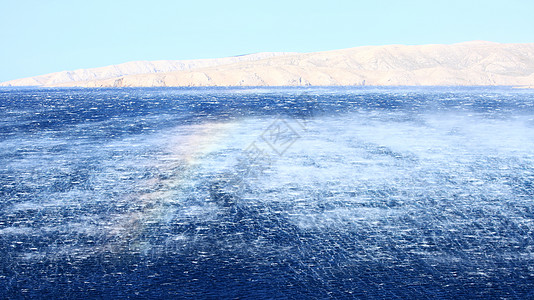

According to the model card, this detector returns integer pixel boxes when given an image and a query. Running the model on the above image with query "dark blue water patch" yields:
[1,87,534,142]
[1,227,531,299]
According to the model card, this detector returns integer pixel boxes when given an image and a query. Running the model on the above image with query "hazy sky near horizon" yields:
[1,0,533,82]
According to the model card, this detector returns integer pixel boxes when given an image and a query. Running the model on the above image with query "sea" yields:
[0,86,533,299]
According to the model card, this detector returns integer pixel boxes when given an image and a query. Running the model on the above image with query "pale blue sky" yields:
[1,0,533,82]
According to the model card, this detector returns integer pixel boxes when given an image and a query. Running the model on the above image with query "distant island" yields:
[2,41,534,87]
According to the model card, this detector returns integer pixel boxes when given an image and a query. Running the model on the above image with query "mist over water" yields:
[1,87,533,298]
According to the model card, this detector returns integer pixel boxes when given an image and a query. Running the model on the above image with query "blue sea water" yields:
[0,86,533,299]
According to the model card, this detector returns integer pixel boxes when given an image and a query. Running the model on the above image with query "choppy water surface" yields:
[1,86,533,299]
